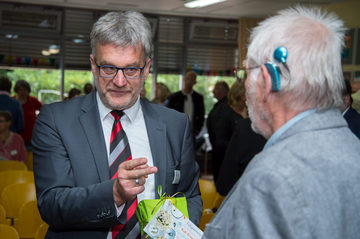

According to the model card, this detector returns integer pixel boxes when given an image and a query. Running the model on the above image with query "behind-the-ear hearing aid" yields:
[264,62,281,92]
[265,46,288,92]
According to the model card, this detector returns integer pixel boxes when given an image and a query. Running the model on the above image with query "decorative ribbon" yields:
[151,185,184,215]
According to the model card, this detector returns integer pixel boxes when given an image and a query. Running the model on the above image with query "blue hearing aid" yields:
[264,62,281,92]
[265,46,288,92]
[274,46,289,72]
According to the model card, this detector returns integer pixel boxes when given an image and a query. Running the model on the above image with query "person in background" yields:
[13,79,42,147]
[152,82,171,105]
[207,81,241,183]
[341,79,360,138]
[167,71,205,137]
[84,82,94,94]
[64,87,82,101]
[202,6,360,238]
[32,10,202,239]
[0,111,26,162]
[0,77,24,133]
[215,81,266,196]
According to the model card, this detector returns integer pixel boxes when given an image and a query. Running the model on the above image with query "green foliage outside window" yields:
[1,68,237,114]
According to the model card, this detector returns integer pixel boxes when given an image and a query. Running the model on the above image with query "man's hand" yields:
[113,157,158,206]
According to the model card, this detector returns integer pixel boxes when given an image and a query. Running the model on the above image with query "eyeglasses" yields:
[94,60,147,80]
[235,47,290,84]
[234,66,261,83]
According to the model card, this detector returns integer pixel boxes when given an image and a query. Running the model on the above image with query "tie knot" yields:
[111,110,124,121]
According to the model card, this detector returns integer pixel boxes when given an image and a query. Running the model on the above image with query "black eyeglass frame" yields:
[94,60,147,80]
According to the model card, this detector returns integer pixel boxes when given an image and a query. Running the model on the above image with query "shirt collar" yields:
[342,106,350,116]
[96,92,141,123]
[264,109,317,149]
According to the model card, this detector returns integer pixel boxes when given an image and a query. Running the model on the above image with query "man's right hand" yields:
[112,157,158,206]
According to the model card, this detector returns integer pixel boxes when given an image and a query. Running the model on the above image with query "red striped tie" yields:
[110,110,139,239]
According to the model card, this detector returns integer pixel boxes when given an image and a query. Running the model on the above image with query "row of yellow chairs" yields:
[0,223,48,239]
[0,150,34,172]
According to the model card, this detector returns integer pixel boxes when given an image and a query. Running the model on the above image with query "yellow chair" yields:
[35,223,49,239]
[0,182,36,221]
[198,179,217,210]
[0,170,34,196]
[14,200,45,238]
[0,224,20,239]
[25,151,34,171]
[199,209,215,231]
[212,193,225,212]
[0,160,27,172]
[0,203,11,225]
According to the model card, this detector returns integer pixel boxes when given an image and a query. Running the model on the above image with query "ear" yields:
[89,54,96,75]
[143,58,151,78]
[260,64,273,101]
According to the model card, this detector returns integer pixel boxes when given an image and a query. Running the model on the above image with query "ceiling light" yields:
[184,0,226,8]
[41,50,51,56]
[73,38,85,44]
[49,45,60,54]
[5,34,18,39]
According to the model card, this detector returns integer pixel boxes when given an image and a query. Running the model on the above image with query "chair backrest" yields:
[199,209,215,231]
[35,223,49,239]
[0,182,36,219]
[0,224,20,239]
[25,151,34,171]
[198,179,217,210]
[0,160,27,172]
[14,200,44,238]
[0,170,34,196]
[212,193,226,212]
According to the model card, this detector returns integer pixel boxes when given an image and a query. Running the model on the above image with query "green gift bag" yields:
[135,186,189,236]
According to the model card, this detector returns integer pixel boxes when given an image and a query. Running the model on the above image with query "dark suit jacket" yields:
[344,106,360,139]
[207,97,242,182]
[32,91,202,238]
[215,118,266,196]
[0,94,24,133]
[166,90,205,136]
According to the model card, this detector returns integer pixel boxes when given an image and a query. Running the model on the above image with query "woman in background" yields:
[215,81,266,196]
[152,82,171,105]
[13,79,42,147]
[0,111,26,162]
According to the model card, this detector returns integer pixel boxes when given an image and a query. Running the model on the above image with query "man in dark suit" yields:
[32,11,202,239]
[342,79,360,139]
[166,71,205,136]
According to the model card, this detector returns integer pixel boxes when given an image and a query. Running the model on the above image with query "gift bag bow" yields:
[135,185,189,236]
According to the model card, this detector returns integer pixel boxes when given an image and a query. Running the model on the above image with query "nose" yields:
[112,70,127,87]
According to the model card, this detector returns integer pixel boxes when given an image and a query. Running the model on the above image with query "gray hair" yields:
[90,11,152,60]
[247,6,346,110]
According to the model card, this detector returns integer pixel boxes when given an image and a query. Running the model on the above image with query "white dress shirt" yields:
[183,91,194,126]
[96,93,155,238]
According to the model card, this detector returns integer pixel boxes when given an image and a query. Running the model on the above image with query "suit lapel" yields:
[141,100,167,198]
[79,91,109,182]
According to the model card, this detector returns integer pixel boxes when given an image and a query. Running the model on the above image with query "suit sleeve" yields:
[32,104,119,230]
[203,168,308,239]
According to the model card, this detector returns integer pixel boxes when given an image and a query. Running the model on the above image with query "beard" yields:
[93,75,145,110]
[246,83,271,139]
